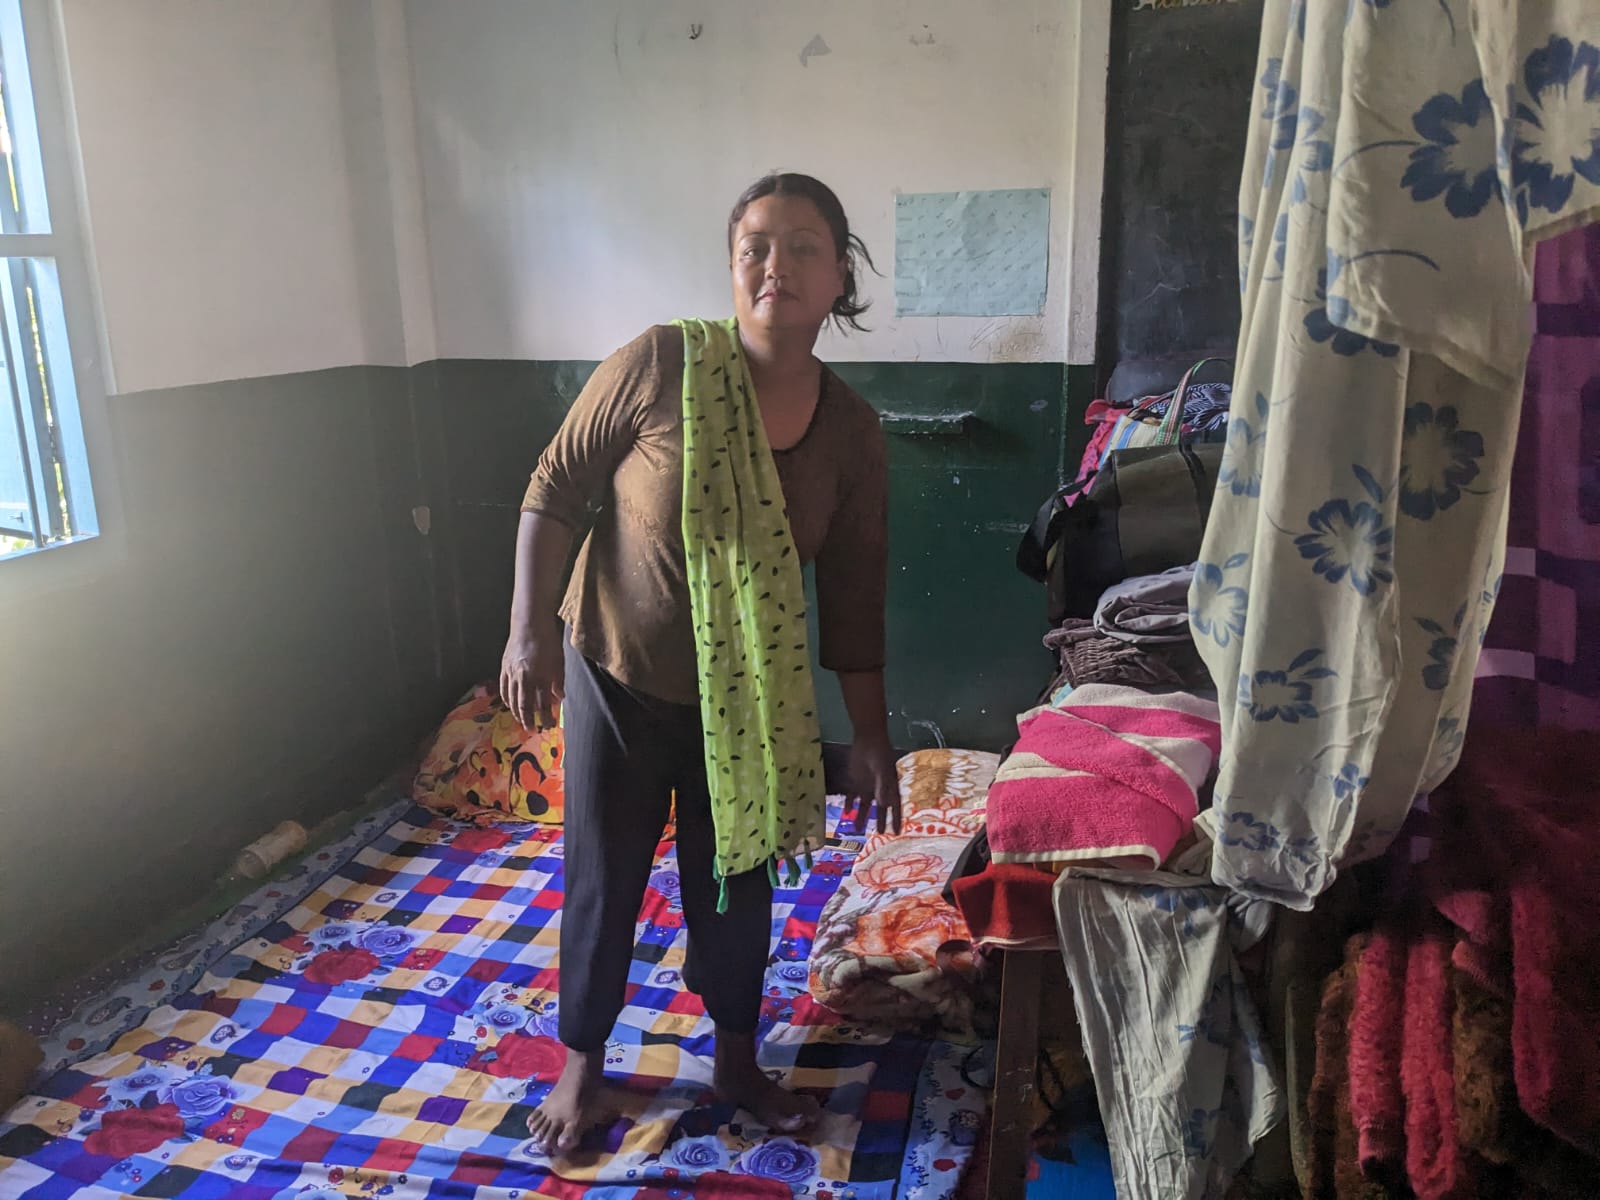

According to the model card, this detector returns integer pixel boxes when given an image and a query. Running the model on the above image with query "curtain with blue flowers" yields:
[1190,0,1600,909]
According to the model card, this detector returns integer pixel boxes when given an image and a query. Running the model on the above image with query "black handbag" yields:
[1018,439,1224,624]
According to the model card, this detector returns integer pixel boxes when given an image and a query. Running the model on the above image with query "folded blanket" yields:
[862,748,995,846]
[808,835,987,1037]
[1330,730,1600,1199]
[1093,564,1198,644]
[1400,912,1475,1200]
[987,684,1221,870]
[1452,965,1600,1198]
[1334,918,1598,1200]
[1345,911,1480,1200]
[1307,934,1388,1200]
[1349,921,1407,1181]
[808,749,998,1037]
[1453,966,1515,1167]
[1427,727,1600,1157]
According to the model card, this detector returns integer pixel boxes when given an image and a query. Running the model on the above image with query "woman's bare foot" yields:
[526,1047,605,1154]
[713,1030,820,1133]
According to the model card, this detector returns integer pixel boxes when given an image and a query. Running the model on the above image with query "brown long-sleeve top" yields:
[521,324,888,707]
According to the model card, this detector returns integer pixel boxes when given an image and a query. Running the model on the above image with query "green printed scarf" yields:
[675,317,826,910]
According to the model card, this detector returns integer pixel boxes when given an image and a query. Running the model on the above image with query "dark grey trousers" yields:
[556,638,773,1051]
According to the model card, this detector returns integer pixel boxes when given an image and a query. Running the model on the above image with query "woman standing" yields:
[500,173,897,1154]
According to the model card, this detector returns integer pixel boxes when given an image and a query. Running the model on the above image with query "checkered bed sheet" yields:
[0,799,985,1198]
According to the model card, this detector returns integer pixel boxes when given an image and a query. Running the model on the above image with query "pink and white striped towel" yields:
[987,684,1221,869]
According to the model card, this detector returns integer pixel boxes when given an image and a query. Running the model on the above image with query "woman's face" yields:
[730,194,846,336]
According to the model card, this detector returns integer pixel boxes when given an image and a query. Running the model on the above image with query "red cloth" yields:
[1350,913,1479,1200]
[1427,727,1600,1157]
[1350,921,1407,1178]
[1400,914,1475,1200]
[1070,398,1121,498]
[951,864,1058,950]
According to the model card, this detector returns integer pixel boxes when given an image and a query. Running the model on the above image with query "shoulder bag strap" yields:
[1156,356,1232,441]
[1017,474,1096,581]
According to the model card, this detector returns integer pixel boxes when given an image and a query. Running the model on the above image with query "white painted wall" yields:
[55,0,1094,387]
[58,0,420,394]
[406,0,1082,364]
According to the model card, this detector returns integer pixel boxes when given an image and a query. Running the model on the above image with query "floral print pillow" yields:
[413,684,564,825]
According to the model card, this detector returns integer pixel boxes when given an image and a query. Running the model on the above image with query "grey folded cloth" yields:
[1094,564,1198,644]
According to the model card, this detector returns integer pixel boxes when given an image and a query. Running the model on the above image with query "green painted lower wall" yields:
[827,360,1063,749]
[429,356,1099,751]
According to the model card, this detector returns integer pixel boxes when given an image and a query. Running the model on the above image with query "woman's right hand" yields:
[500,623,565,730]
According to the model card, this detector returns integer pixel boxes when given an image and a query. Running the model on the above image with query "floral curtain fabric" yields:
[1190,0,1600,907]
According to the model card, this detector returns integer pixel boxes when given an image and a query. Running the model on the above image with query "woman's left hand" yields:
[847,733,901,835]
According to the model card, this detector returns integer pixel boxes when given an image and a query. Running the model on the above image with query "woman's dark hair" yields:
[727,172,877,333]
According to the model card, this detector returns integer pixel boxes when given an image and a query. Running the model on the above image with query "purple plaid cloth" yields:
[1473,222,1600,729]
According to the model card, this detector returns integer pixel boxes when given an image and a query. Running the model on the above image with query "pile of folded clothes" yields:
[1042,565,1213,701]
[1306,726,1600,1199]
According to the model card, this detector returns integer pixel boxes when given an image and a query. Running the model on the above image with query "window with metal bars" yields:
[0,0,96,560]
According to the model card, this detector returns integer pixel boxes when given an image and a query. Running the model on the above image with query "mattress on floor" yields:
[0,798,986,1199]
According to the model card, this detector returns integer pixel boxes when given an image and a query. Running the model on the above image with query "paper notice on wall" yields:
[894,188,1050,318]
